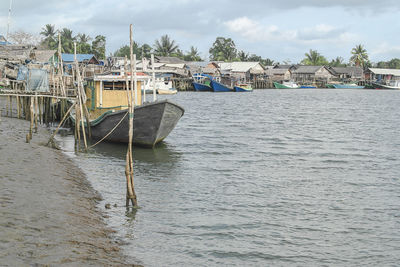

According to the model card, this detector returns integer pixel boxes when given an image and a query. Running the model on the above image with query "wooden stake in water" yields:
[125,24,138,208]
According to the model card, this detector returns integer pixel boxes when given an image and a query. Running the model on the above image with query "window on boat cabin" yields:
[103,81,126,90]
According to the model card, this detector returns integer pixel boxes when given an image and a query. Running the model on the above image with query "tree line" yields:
[13,24,400,69]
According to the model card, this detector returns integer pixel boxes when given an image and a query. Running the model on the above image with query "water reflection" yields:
[90,141,182,164]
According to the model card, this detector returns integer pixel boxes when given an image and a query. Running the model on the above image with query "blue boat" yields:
[192,73,212,92]
[210,80,233,92]
[193,82,212,92]
[234,84,253,92]
[299,85,316,89]
[332,83,364,89]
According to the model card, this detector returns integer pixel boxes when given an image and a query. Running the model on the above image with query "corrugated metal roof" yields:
[218,62,264,72]
[292,65,323,74]
[368,68,400,76]
[331,67,363,77]
[61,53,95,62]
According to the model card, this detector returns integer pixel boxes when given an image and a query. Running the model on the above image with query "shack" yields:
[291,66,334,83]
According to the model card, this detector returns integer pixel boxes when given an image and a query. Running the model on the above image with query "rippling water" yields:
[58,89,400,266]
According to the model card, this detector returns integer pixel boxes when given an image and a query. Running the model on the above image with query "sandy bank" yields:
[0,115,140,266]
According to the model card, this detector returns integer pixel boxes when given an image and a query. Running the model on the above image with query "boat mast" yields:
[6,0,13,42]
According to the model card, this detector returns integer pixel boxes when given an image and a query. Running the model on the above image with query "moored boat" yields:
[210,80,233,92]
[157,88,177,95]
[234,83,253,92]
[273,81,299,89]
[192,73,212,91]
[331,83,364,89]
[193,82,212,91]
[371,80,400,90]
[71,72,184,147]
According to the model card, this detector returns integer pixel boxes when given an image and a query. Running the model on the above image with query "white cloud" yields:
[370,42,400,60]
[224,16,356,45]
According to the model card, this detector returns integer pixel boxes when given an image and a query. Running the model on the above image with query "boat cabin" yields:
[85,72,151,118]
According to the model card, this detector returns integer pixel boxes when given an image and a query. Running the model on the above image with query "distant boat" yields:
[371,80,400,90]
[157,88,177,95]
[273,81,299,89]
[299,85,317,89]
[331,83,364,89]
[192,73,212,92]
[234,83,253,92]
[193,82,212,91]
[210,80,233,92]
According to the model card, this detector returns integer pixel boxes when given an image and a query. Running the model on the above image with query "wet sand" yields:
[0,115,140,266]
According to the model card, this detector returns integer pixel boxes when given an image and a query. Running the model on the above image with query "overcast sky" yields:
[1,0,400,63]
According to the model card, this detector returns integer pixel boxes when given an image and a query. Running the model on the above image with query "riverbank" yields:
[0,116,140,266]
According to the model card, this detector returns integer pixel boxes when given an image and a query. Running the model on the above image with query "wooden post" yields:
[125,24,138,208]
[34,95,38,133]
[26,96,34,143]
[151,54,156,101]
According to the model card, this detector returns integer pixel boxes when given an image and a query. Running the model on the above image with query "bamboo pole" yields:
[47,103,75,147]
[125,24,138,208]
[16,95,20,119]
[26,96,34,143]
[74,42,88,151]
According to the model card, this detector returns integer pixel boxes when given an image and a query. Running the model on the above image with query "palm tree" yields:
[40,24,56,39]
[60,28,75,53]
[301,49,328,65]
[184,46,201,61]
[154,35,179,56]
[238,50,249,61]
[40,24,56,49]
[350,44,369,69]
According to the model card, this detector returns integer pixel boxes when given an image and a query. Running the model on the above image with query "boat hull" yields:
[75,100,184,147]
[332,84,364,89]
[210,80,233,92]
[273,82,298,89]
[234,86,253,92]
[193,82,212,92]
[371,82,400,90]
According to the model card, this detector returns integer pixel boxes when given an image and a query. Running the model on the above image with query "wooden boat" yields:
[157,88,177,95]
[273,81,299,89]
[210,80,233,92]
[234,83,253,92]
[371,81,400,90]
[71,73,184,147]
[332,83,364,89]
[193,82,212,91]
[192,73,212,91]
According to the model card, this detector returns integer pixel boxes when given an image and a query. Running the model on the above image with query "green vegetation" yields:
[154,34,179,56]
[36,24,399,69]
[301,49,328,65]
[350,44,369,69]
[39,24,106,60]
[209,37,237,61]
[376,58,400,69]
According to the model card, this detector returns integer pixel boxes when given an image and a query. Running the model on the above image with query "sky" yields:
[1,0,400,63]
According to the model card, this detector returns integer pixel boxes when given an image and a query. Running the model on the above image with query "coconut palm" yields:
[301,49,328,65]
[40,24,57,49]
[350,44,369,68]
[154,35,179,56]
[60,28,75,53]
[238,50,249,61]
[184,46,202,61]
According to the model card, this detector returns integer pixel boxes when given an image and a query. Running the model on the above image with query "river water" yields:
[57,89,400,266]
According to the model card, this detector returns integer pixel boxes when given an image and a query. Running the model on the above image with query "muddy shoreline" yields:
[0,115,141,266]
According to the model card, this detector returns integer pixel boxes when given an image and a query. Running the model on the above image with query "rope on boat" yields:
[87,111,129,149]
